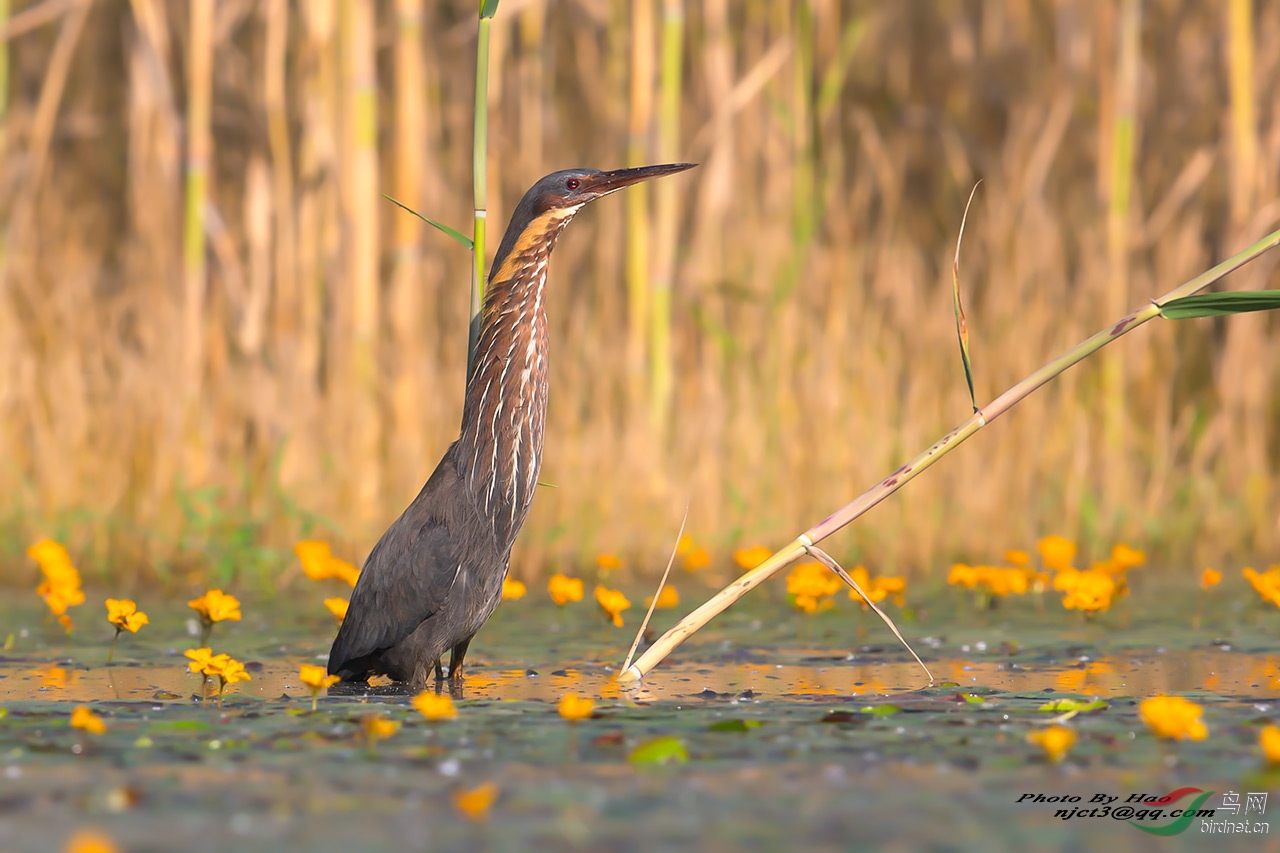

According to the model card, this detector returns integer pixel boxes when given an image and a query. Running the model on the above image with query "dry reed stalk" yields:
[181,0,213,480]
[1101,0,1140,470]
[619,225,1280,685]
[264,0,297,374]
[390,0,427,478]
[341,0,381,519]
[517,1,545,180]
[648,0,683,434]
[625,0,654,406]
[0,0,8,171]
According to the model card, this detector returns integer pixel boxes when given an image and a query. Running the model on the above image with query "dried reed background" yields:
[1,0,1278,584]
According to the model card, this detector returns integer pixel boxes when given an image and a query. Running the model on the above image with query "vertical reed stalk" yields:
[390,0,426,477]
[626,0,655,405]
[1102,0,1140,461]
[1226,0,1257,227]
[470,1,500,373]
[649,0,683,433]
[182,0,214,473]
[342,0,381,518]
[264,0,297,373]
[0,0,8,177]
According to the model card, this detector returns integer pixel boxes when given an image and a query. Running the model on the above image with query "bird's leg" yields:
[447,638,472,685]
[433,658,444,683]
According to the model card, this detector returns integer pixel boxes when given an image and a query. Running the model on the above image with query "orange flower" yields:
[644,586,680,609]
[1200,568,1222,589]
[361,715,399,747]
[502,577,527,600]
[105,599,149,633]
[70,705,106,736]
[324,597,349,622]
[299,663,340,711]
[786,562,840,613]
[947,563,983,590]
[65,830,119,853]
[1036,535,1077,572]
[682,546,712,571]
[452,782,499,821]
[595,553,624,572]
[1260,724,1280,765]
[594,585,631,627]
[295,540,360,586]
[412,691,457,721]
[1057,570,1115,614]
[1139,696,1208,741]
[1108,543,1146,571]
[548,573,584,606]
[733,545,772,570]
[558,693,595,720]
[1027,726,1076,762]
[1004,549,1031,567]
[188,589,241,624]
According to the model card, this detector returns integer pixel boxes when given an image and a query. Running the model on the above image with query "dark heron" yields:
[328,163,696,688]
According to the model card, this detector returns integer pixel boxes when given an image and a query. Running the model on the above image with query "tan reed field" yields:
[0,1,1278,587]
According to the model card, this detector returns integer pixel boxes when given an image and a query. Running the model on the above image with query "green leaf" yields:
[952,182,981,413]
[628,735,689,764]
[480,0,501,19]
[708,719,762,732]
[1160,290,1280,319]
[382,195,473,249]
[1037,698,1108,713]
[861,704,901,716]
[151,720,212,731]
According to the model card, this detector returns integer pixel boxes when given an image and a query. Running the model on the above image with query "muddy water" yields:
[1,592,1279,852]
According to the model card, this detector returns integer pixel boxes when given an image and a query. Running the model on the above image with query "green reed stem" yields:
[469,1,499,373]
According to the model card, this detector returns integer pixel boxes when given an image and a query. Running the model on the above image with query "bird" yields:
[327,163,696,689]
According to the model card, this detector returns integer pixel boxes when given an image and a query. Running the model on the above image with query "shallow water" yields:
[2,588,1280,851]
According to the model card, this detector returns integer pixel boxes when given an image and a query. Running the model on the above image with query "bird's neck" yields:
[457,210,572,544]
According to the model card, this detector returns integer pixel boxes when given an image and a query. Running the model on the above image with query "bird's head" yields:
[489,163,696,282]
[524,163,697,215]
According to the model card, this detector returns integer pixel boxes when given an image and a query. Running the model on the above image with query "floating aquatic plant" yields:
[299,664,339,711]
[104,598,148,664]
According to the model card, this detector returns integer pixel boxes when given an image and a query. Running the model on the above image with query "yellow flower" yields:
[594,585,631,627]
[184,647,215,674]
[1037,535,1077,571]
[502,577,527,600]
[733,545,772,570]
[105,599,149,633]
[32,541,85,626]
[1004,549,1031,567]
[324,597,349,622]
[1200,568,1222,589]
[595,553,624,572]
[644,586,680,609]
[215,658,251,685]
[786,562,840,613]
[548,573,584,606]
[1108,543,1146,571]
[299,663,340,691]
[947,563,983,590]
[64,830,119,853]
[682,545,711,571]
[70,705,106,735]
[558,693,595,720]
[1027,726,1076,762]
[451,782,499,821]
[295,540,360,586]
[1242,567,1280,608]
[361,714,399,746]
[188,589,242,624]
[1057,570,1115,613]
[412,691,457,721]
[676,534,695,555]
[1260,724,1280,765]
[1138,696,1208,741]
[28,538,72,569]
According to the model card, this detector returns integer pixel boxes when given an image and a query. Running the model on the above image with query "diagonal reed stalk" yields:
[618,224,1280,685]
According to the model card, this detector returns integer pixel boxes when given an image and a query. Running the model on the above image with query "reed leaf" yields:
[383,194,473,249]
[1159,290,1280,319]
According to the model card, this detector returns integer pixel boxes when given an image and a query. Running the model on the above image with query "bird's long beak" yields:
[585,163,697,197]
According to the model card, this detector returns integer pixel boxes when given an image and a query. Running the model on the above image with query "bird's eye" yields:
[566,178,580,190]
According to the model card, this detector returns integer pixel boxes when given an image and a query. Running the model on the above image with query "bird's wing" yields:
[326,502,461,677]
